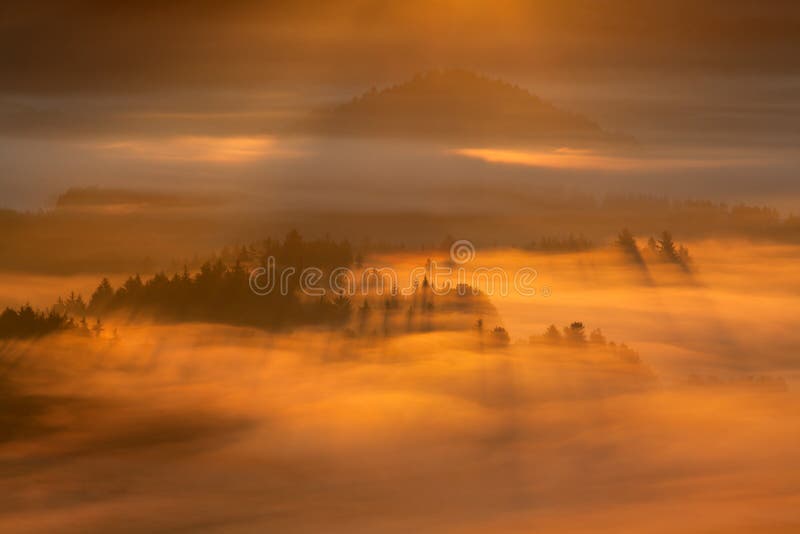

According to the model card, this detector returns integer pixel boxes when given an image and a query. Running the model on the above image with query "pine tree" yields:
[657,231,678,261]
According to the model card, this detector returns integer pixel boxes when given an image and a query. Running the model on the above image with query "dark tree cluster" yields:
[53,292,88,317]
[0,305,74,339]
[346,279,496,338]
[645,231,690,267]
[600,196,800,241]
[616,228,645,265]
[83,231,355,330]
[489,326,511,345]
[534,321,641,364]
[615,229,690,270]
[211,230,354,273]
[168,230,356,276]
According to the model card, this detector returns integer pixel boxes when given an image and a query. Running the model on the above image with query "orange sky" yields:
[2,1,799,93]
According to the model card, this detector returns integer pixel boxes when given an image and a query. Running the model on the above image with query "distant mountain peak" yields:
[311,69,631,147]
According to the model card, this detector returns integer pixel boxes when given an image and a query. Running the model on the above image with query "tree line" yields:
[533,321,642,364]
[82,231,356,329]
[0,305,104,340]
[617,229,690,270]
[0,231,355,339]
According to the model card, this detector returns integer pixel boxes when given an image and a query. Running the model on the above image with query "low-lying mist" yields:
[1,241,799,532]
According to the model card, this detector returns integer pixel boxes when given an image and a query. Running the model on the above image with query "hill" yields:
[310,70,630,146]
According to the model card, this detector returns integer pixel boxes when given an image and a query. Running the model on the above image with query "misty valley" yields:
[2,195,800,532]
[3,4,800,531]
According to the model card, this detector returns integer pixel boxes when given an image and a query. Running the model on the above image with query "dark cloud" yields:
[1,0,799,94]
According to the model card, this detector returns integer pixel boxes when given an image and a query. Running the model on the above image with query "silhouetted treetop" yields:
[77,231,358,330]
[532,321,643,366]
[0,305,75,339]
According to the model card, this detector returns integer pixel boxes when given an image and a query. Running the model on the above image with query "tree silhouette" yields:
[616,228,645,265]
[564,322,587,344]
[533,321,646,368]
[657,231,678,261]
[542,324,562,343]
[89,278,114,314]
[590,328,607,345]
[490,326,510,346]
[0,305,73,339]
[76,231,356,331]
